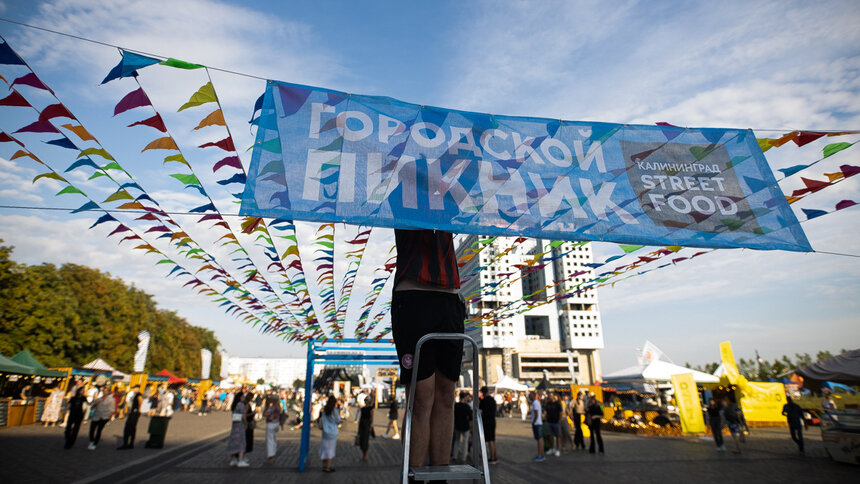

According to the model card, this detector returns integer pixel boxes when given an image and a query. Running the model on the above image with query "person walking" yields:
[722,398,743,454]
[479,386,498,464]
[263,394,282,464]
[243,392,256,464]
[782,396,805,454]
[587,393,604,454]
[530,391,545,462]
[452,391,472,463]
[573,392,586,450]
[319,395,341,472]
[544,392,562,456]
[64,386,86,449]
[559,393,574,452]
[88,387,116,450]
[357,393,374,461]
[706,398,725,451]
[118,385,142,450]
[227,391,250,467]
[384,394,400,439]
[519,393,529,421]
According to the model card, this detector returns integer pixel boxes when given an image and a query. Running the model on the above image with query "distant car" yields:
[803,408,820,427]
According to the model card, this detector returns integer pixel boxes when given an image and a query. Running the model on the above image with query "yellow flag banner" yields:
[738,381,787,423]
[671,373,706,434]
[719,341,740,383]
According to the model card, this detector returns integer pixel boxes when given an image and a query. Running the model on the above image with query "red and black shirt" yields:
[393,229,460,290]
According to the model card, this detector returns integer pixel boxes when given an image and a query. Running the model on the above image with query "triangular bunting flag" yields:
[793,131,826,147]
[11,73,49,91]
[801,208,827,220]
[101,51,161,84]
[213,155,242,172]
[160,57,203,69]
[0,90,30,107]
[71,201,99,213]
[61,124,96,141]
[0,41,25,65]
[142,136,179,152]
[78,147,115,161]
[194,109,226,130]
[178,82,216,111]
[199,136,235,151]
[835,200,856,211]
[114,88,151,116]
[14,119,60,134]
[0,132,25,146]
[45,138,77,150]
[128,113,167,132]
[823,142,852,158]
[38,103,75,123]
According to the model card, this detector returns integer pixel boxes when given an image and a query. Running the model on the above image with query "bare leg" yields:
[428,373,456,466]
[405,374,436,466]
[488,441,497,461]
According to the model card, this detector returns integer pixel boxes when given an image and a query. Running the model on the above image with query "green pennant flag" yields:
[178,82,216,111]
[160,57,204,70]
[56,186,84,196]
[619,244,644,253]
[823,142,852,158]
[170,173,201,185]
[78,147,115,161]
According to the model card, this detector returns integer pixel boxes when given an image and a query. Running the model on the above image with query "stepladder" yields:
[401,332,491,484]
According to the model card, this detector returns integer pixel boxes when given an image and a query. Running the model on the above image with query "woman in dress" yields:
[357,392,374,461]
[42,387,65,427]
[226,391,249,467]
[263,394,281,464]
[319,395,340,472]
[64,386,86,449]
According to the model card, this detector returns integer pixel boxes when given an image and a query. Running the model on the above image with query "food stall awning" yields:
[603,360,719,384]
[10,350,66,377]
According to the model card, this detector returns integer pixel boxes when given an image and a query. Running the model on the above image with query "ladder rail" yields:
[401,332,490,484]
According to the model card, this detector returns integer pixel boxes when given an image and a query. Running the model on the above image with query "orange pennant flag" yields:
[769,131,798,147]
[785,195,801,204]
[117,201,146,210]
[194,109,226,130]
[824,171,845,182]
[61,124,96,142]
[10,150,43,164]
[142,136,179,152]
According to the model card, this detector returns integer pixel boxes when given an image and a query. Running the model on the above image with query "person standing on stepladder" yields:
[391,229,465,471]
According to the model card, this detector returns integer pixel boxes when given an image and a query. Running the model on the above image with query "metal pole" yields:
[298,340,315,472]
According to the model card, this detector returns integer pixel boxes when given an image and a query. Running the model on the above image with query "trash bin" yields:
[145,416,171,448]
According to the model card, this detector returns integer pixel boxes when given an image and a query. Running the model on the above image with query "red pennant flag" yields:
[114,88,151,116]
[792,131,826,147]
[0,132,25,147]
[128,113,167,132]
[199,136,235,152]
[10,72,49,91]
[801,177,830,193]
[38,103,75,123]
[0,90,30,107]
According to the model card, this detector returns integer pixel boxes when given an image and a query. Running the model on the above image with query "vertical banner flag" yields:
[670,373,707,434]
[738,381,788,423]
[719,341,741,383]
[201,349,212,380]
[220,351,229,379]
[240,80,811,251]
[133,330,150,373]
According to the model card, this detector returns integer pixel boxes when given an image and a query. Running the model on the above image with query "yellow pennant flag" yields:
[178,82,217,111]
[719,341,740,384]
[670,373,706,434]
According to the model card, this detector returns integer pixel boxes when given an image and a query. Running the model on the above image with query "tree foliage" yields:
[690,349,852,380]
[0,242,221,377]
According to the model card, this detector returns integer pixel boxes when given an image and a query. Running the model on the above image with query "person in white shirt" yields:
[530,391,545,462]
[87,388,116,450]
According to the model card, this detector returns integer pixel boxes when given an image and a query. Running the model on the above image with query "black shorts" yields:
[483,420,496,442]
[391,290,465,384]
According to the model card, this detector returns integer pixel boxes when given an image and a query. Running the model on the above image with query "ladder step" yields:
[409,464,484,481]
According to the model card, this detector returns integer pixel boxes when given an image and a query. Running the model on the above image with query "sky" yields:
[0,0,858,374]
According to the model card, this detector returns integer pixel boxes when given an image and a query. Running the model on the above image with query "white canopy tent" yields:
[602,360,720,384]
[491,374,529,391]
[83,358,129,381]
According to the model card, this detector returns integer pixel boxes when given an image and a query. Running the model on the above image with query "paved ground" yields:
[1,411,855,483]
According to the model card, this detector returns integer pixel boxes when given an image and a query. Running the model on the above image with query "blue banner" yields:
[239,80,811,252]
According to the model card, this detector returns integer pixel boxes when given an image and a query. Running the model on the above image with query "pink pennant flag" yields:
[107,224,131,237]
[841,165,860,178]
[199,136,236,152]
[14,119,60,134]
[38,103,75,123]
[114,88,151,116]
[213,155,242,172]
[10,72,49,91]
[835,200,857,211]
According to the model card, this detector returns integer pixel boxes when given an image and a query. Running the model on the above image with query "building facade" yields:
[456,235,604,386]
[224,356,307,387]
